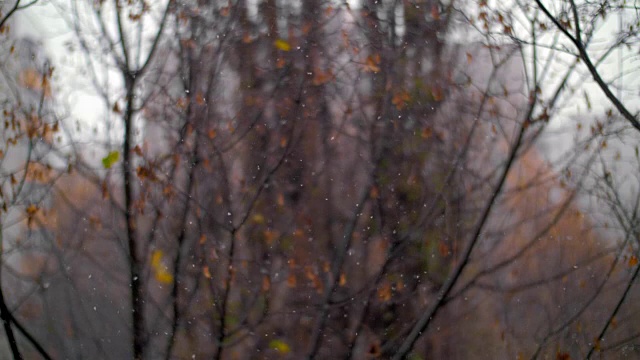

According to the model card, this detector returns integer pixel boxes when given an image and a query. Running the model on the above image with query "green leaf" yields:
[583,91,591,111]
[102,151,120,169]
[268,339,291,353]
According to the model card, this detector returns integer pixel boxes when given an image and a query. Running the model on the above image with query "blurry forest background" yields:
[1,0,640,359]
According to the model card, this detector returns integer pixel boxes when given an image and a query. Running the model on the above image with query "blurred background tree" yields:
[1,0,639,359]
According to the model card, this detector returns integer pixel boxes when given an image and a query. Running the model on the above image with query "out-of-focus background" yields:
[1,0,639,358]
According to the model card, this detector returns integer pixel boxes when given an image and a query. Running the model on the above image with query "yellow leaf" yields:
[26,204,39,216]
[269,339,291,353]
[274,39,291,51]
[155,269,174,284]
[151,249,163,268]
[252,213,265,224]
[151,250,174,284]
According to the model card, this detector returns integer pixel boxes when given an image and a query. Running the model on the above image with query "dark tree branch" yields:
[0,284,22,360]
[121,73,145,360]
[0,0,23,31]
[534,0,640,132]
[392,119,529,359]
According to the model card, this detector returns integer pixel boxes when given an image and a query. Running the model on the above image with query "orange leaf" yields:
[287,273,297,288]
[176,97,188,109]
[203,266,212,279]
[438,242,450,257]
[364,54,381,73]
[302,22,312,35]
[324,5,334,16]
[378,282,392,302]
[629,255,639,267]
[312,68,334,85]
[431,4,440,20]
[392,90,411,110]
[367,342,382,357]
[18,69,42,90]
[421,126,433,139]
[26,204,39,216]
[339,273,347,286]
[323,261,330,273]
[504,25,513,35]
[180,38,196,49]
[431,86,444,101]
[262,276,271,292]
[195,92,206,105]
[102,181,109,199]
[263,229,276,245]
[369,186,379,199]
